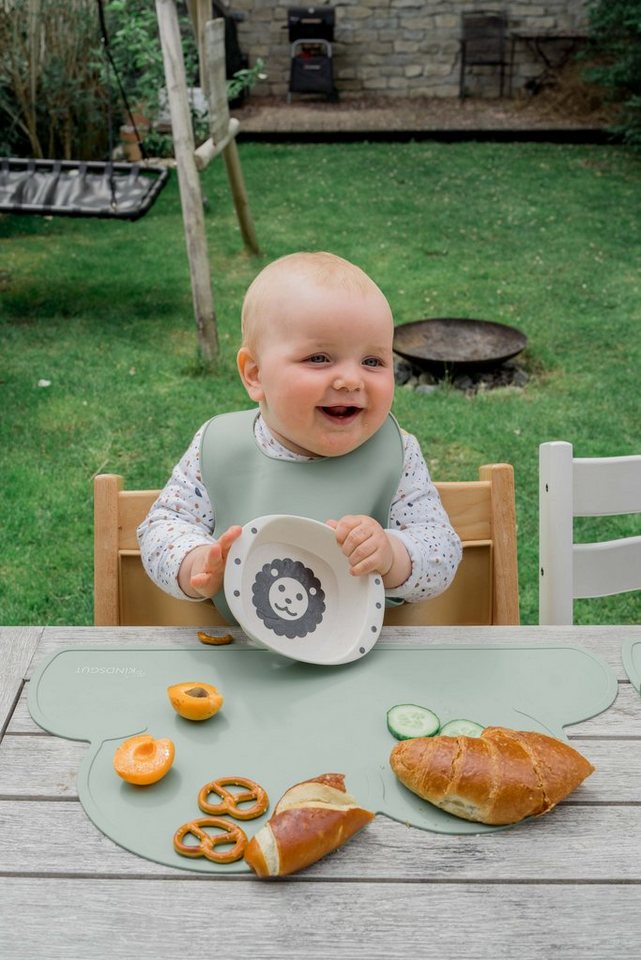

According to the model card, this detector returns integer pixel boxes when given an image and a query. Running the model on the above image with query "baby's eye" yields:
[307,353,330,364]
[362,357,384,367]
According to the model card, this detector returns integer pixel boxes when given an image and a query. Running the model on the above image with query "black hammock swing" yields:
[0,0,169,221]
[0,157,169,221]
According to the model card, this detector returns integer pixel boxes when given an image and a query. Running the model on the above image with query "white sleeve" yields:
[136,426,215,600]
[385,432,463,603]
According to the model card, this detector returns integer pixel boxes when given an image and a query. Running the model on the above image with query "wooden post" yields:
[202,17,230,143]
[93,474,123,626]
[194,118,240,170]
[155,0,219,366]
[480,463,520,625]
[186,0,210,91]
[222,139,260,255]
[204,19,260,255]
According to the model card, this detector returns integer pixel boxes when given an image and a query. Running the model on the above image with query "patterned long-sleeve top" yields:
[137,415,462,604]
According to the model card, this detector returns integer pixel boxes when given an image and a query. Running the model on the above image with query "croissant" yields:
[390,726,595,825]
[244,773,374,877]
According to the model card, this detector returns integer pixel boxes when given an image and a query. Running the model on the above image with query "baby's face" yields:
[243,278,395,458]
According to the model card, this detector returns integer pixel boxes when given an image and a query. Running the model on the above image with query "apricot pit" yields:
[168,681,224,721]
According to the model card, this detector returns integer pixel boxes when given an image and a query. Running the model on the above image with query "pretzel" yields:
[198,776,269,821]
[197,631,234,646]
[173,817,248,864]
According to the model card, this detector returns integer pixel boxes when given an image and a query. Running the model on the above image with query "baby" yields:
[138,251,461,620]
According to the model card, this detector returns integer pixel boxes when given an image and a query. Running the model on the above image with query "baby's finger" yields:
[218,525,243,555]
[191,571,217,589]
[190,569,223,599]
[342,524,374,556]
[332,515,362,545]
[201,543,223,574]
[348,555,378,576]
[346,540,379,570]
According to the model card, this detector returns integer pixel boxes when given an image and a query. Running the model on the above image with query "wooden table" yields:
[2,625,641,959]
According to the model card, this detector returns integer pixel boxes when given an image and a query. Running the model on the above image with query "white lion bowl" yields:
[224,515,386,665]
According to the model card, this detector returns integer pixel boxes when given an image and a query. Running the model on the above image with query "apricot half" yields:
[113,734,175,785]
[168,681,224,721]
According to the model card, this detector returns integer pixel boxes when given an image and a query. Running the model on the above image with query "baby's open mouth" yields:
[320,405,361,420]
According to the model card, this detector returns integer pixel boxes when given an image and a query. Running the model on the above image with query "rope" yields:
[96,0,149,164]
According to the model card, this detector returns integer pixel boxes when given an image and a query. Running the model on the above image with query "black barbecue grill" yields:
[287,6,338,101]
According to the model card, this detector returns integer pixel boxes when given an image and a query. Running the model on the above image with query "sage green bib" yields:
[200,409,404,624]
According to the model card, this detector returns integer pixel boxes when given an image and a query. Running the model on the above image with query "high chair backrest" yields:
[94,463,519,627]
[539,441,641,624]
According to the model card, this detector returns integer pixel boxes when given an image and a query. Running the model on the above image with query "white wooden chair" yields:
[539,441,641,624]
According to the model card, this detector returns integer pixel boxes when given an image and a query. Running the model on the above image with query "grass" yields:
[1,139,641,626]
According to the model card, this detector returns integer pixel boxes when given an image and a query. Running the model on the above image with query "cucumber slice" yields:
[387,703,440,740]
[439,719,484,738]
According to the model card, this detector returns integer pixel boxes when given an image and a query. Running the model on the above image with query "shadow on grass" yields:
[0,275,189,323]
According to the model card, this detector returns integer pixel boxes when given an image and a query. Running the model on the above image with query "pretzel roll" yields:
[390,726,595,825]
[244,773,374,877]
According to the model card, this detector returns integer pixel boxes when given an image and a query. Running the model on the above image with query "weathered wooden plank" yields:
[1,877,639,960]
[9,677,641,736]
[567,681,641,735]
[0,735,85,797]
[5,689,50,733]
[1,734,638,803]
[30,624,640,678]
[0,627,43,731]
[24,625,633,678]
[1,800,640,881]
[27,626,248,675]
[4,692,37,733]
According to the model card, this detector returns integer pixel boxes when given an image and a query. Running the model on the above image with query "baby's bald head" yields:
[241,251,391,352]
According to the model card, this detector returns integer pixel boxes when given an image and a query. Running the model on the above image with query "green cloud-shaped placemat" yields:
[28,643,617,873]
[622,637,641,693]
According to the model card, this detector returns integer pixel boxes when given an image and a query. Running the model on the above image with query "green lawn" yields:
[1,139,640,626]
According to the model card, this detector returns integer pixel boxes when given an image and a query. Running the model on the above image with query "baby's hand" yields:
[327,515,394,579]
[180,526,243,599]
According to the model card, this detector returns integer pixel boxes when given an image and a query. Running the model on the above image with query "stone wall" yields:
[226,0,589,99]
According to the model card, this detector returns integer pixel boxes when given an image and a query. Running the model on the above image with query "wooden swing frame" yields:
[0,1,258,365]
[156,0,259,365]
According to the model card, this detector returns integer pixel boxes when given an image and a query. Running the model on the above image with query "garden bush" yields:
[0,0,107,158]
[585,0,641,146]
[0,0,201,160]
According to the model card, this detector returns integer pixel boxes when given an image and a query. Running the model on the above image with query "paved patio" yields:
[235,92,611,139]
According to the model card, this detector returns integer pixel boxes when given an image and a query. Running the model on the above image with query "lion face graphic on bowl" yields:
[251,558,326,639]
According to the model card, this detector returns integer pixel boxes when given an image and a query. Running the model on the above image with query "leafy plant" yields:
[101,0,198,157]
[584,0,641,145]
[0,0,253,161]
[227,58,266,102]
[104,1,198,120]
[0,0,108,159]
[104,2,263,159]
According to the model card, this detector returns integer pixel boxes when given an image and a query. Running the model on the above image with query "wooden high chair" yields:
[94,464,519,627]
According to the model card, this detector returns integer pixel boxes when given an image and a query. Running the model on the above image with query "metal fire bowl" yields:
[393,317,528,373]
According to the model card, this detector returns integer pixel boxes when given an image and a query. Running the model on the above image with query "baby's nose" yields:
[332,370,363,391]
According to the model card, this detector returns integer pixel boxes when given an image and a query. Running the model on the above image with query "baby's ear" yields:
[236,346,264,401]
